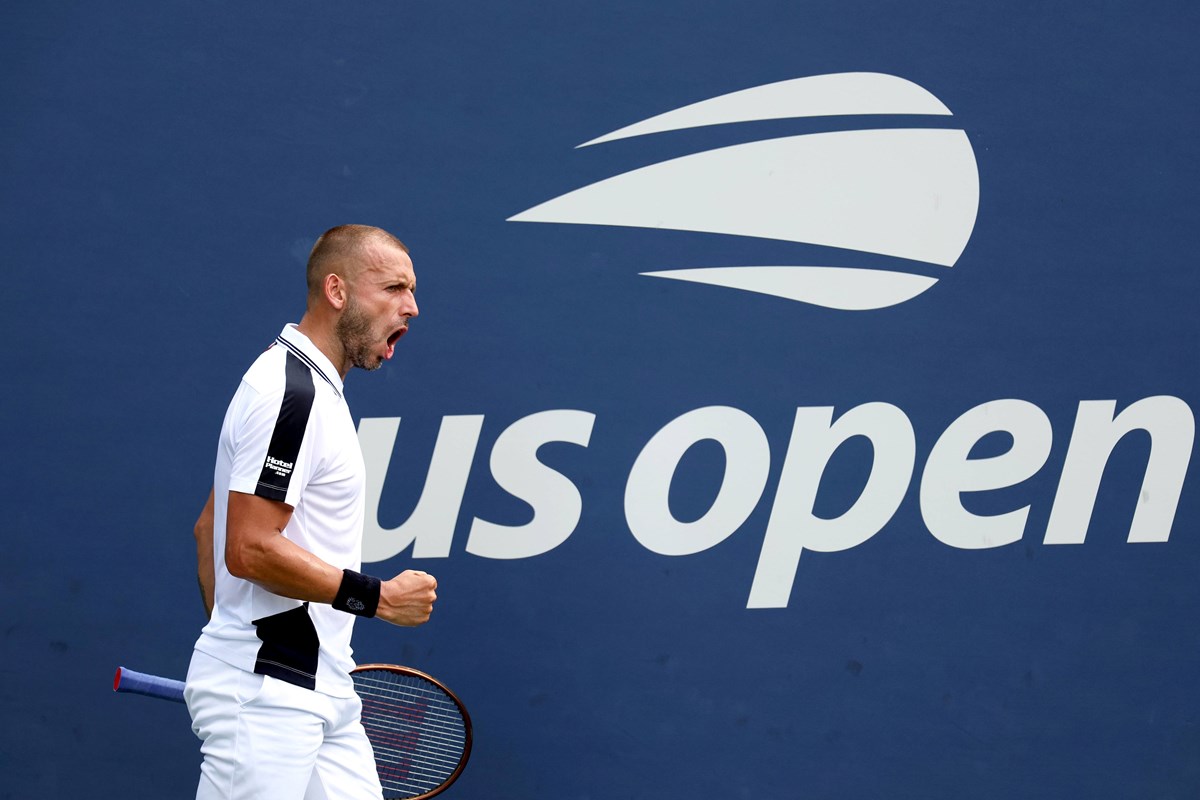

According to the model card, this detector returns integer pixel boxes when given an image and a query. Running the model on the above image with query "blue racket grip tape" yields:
[114,666,186,704]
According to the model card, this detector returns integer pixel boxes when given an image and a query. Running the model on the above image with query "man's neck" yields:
[295,314,349,379]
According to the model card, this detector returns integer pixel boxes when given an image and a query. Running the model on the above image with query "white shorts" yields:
[185,649,383,800]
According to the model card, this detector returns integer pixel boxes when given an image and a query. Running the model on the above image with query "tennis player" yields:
[185,224,438,799]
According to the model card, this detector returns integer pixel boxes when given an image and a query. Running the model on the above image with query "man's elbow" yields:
[224,539,265,581]
[194,490,216,546]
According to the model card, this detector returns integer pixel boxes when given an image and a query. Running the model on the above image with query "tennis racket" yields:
[114,664,472,800]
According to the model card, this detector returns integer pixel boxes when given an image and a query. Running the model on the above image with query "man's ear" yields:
[324,273,347,310]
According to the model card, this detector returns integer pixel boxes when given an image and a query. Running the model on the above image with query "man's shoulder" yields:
[238,342,343,417]
[240,342,291,395]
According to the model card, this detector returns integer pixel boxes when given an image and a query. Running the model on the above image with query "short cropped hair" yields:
[306,224,409,299]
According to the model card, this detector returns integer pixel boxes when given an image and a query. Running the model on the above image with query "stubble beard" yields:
[336,296,384,372]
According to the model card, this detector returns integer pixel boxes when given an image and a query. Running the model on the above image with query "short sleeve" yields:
[226,352,317,508]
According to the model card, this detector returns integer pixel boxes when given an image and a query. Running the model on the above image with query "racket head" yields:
[351,663,472,800]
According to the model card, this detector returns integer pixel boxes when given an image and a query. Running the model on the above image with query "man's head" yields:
[302,225,419,375]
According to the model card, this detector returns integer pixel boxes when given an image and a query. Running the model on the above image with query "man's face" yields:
[335,243,419,372]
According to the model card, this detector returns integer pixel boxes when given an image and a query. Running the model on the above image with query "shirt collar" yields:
[275,324,344,397]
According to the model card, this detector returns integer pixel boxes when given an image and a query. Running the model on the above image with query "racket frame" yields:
[352,663,474,800]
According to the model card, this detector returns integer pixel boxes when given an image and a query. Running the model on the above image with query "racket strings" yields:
[360,704,465,765]
[355,684,465,725]
[353,669,469,799]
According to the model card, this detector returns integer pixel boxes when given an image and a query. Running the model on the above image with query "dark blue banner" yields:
[2,2,1197,797]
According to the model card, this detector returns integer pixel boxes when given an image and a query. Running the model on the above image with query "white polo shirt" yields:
[195,324,365,698]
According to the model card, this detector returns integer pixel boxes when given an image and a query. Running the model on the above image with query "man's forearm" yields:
[195,489,215,618]
[227,528,344,604]
[224,490,344,605]
[224,490,436,625]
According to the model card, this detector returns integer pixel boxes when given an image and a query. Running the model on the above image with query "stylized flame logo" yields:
[509,73,980,310]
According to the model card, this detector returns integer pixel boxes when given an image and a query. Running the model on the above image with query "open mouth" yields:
[385,326,406,360]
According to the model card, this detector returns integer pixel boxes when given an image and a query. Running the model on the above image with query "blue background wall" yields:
[2,2,1197,797]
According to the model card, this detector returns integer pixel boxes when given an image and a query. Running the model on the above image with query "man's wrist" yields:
[333,569,381,617]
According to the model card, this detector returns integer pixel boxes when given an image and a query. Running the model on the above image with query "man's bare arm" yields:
[224,490,437,626]
[194,489,215,619]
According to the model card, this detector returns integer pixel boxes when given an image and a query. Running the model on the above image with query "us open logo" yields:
[509,72,980,311]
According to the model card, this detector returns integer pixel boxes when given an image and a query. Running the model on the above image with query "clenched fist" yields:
[376,570,438,627]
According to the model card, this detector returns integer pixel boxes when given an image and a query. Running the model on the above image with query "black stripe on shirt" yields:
[255,351,315,503]
[253,603,319,690]
[275,336,338,393]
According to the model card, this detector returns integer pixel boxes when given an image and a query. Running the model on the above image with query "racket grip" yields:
[114,667,186,704]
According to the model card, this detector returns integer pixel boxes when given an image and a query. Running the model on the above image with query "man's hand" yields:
[377,570,438,626]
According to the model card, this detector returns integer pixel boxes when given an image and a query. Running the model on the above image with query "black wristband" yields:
[333,569,381,618]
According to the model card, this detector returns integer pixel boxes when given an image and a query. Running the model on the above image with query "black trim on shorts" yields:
[252,603,319,690]
[255,352,315,503]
